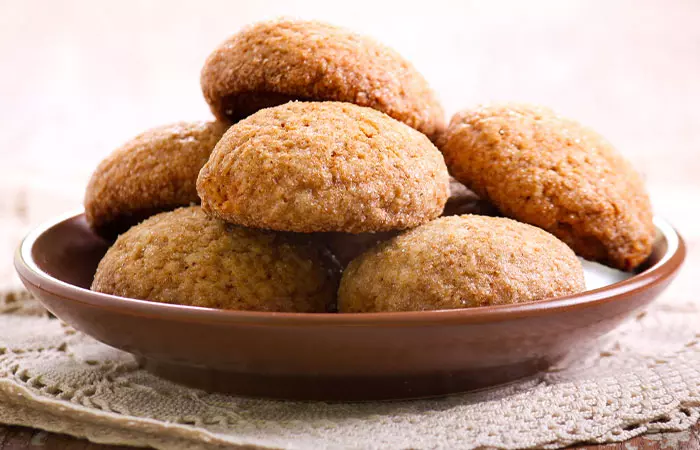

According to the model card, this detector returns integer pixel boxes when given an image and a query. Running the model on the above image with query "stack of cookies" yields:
[86,19,654,314]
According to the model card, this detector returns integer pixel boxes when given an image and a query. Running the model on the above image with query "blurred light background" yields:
[0,0,698,223]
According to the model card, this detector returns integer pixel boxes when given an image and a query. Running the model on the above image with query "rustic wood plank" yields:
[0,425,132,450]
[572,423,700,449]
[1,423,699,449]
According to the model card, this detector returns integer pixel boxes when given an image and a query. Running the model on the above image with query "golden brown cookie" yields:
[320,178,497,268]
[197,101,450,233]
[315,231,399,268]
[442,177,500,217]
[200,19,445,141]
[84,121,228,237]
[91,206,340,312]
[439,104,654,271]
[338,215,585,313]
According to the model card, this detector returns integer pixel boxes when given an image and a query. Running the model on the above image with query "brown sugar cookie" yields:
[338,215,585,313]
[197,101,450,233]
[91,206,340,312]
[84,121,229,237]
[439,104,654,271]
[315,231,399,268]
[200,19,445,141]
[321,178,497,268]
[442,177,500,217]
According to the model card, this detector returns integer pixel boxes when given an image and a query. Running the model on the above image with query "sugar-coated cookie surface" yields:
[318,178,498,268]
[439,104,654,271]
[197,101,450,233]
[84,121,228,237]
[91,207,341,312]
[200,19,445,141]
[338,215,585,312]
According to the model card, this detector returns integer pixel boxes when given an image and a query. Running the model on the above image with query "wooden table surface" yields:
[1,1,698,449]
[1,423,699,450]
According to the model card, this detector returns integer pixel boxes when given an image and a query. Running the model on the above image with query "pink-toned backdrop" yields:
[0,0,698,256]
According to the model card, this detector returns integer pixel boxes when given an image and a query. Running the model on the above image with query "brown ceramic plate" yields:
[15,212,685,401]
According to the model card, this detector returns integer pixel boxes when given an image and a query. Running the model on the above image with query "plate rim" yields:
[14,210,686,327]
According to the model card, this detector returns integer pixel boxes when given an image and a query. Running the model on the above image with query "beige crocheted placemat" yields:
[1,189,699,449]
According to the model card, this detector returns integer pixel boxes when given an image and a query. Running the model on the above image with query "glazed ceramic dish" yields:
[15,212,685,401]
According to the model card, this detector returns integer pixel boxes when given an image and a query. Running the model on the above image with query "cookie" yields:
[200,19,445,141]
[197,101,450,233]
[442,177,500,217]
[91,207,340,312]
[439,104,654,271]
[338,215,585,313]
[84,121,228,237]
[321,178,497,268]
[315,231,399,268]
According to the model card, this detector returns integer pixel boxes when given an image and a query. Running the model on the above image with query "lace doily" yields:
[1,280,699,450]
